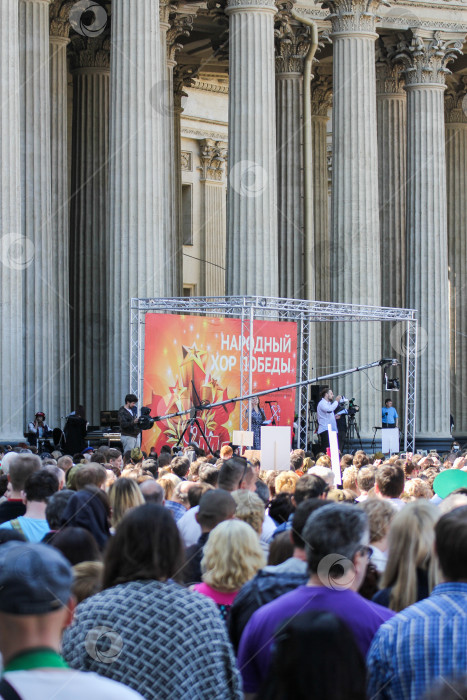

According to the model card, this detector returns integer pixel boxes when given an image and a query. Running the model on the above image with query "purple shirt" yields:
[237,584,394,694]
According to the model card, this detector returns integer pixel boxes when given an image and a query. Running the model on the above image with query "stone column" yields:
[226,0,279,296]
[69,36,110,423]
[0,0,25,439]
[310,70,332,372]
[445,75,467,434]
[19,0,54,424]
[376,47,406,317]
[49,5,71,422]
[394,30,464,439]
[108,0,166,408]
[375,44,407,420]
[324,0,382,437]
[199,139,228,295]
[275,8,310,299]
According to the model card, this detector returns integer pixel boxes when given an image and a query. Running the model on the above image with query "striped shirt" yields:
[367,582,467,700]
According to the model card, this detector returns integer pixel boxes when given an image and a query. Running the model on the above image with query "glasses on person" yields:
[357,545,373,558]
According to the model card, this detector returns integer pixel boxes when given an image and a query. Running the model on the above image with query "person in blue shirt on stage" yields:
[382,399,398,428]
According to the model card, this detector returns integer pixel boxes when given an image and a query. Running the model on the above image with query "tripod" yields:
[344,413,363,452]
[175,381,216,456]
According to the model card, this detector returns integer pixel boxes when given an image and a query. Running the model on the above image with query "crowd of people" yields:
[0,439,466,699]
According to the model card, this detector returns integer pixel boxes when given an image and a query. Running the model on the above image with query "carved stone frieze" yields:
[392,29,465,86]
[274,2,312,74]
[181,151,193,171]
[198,139,228,181]
[445,74,467,123]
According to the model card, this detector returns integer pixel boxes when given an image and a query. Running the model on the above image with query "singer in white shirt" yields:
[316,386,341,451]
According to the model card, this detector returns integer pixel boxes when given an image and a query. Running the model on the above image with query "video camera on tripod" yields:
[137,406,156,431]
[339,397,360,416]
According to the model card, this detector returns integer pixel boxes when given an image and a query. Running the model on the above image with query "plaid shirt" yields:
[367,582,467,700]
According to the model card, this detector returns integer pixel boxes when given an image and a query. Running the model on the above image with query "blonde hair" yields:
[232,490,265,535]
[403,478,433,500]
[342,466,359,491]
[157,473,181,501]
[301,457,315,473]
[275,470,299,494]
[316,455,331,467]
[121,466,144,480]
[201,520,265,592]
[109,477,145,528]
[381,501,440,612]
[359,498,396,543]
[72,561,104,604]
[327,488,356,503]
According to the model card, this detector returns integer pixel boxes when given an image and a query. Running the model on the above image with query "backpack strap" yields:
[9,520,24,537]
[0,678,24,700]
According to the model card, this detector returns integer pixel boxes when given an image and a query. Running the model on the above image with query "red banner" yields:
[142,314,297,454]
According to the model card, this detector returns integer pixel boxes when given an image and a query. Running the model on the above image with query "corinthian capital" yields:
[69,33,111,71]
[167,12,194,63]
[199,139,228,181]
[445,74,467,124]
[320,0,389,35]
[49,0,74,38]
[375,39,405,95]
[275,2,312,74]
[310,69,333,116]
[392,29,464,87]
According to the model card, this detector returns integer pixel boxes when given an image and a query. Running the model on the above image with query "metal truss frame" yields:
[130,296,418,453]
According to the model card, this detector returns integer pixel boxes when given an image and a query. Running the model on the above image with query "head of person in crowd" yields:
[103,504,184,587]
[0,451,19,476]
[44,464,66,491]
[275,471,299,495]
[220,444,233,460]
[402,477,433,501]
[268,492,295,526]
[438,492,467,515]
[6,454,41,499]
[342,466,360,495]
[378,500,440,611]
[267,531,295,566]
[315,455,332,468]
[434,505,467,583]
[74,463,107,491]
[218,457,255,492]
[200,519,265,593]
[327,488,358,504]
[51,526,101,566]
[72,561,104,604]
[57,455,73,474]
[308,465,335,488]
[187,482,214,508]
[198,463,219,487]
[24,470,59,509]
[139,479,164,504]
[265,470,280,499]
[0,542,75,667]
[356,466,376,499]
[232,490,265,537]
[301,456,314,473]
[45,489,74,531]
[294,473,328,504]
[157,473,181,501]
[106,448,123,474]
[340,454,354,470]
[60,485,111,550]
[171,481,195,508]
[358,498,396,574]
[259,610,367,700]
[290,499,330,558]
[290,452,304,473]
[375,464,405,501]
[304,503,370,591]
[109,477,145,529]
[195,489,236,534]
[157,452,172,470]
[422,466,440,490]
[171,456,190,480]
[353,451,369,469]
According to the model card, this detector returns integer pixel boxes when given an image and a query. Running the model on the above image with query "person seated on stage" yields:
[382,398,398,429]
[27,412,51,448]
